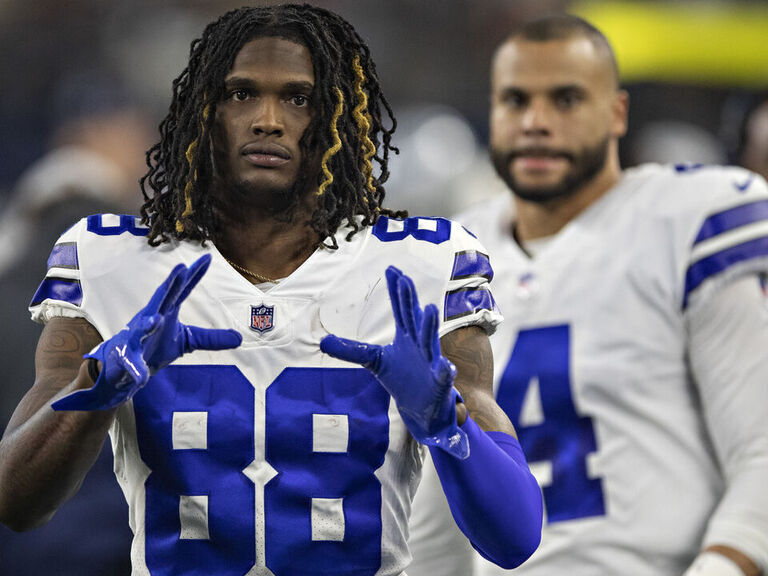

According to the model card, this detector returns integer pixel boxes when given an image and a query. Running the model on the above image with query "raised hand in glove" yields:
[321,266,469,459]
[53,254,242,411]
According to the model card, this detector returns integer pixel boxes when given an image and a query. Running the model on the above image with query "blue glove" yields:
[53,254,242,411]
[321,266,469,459]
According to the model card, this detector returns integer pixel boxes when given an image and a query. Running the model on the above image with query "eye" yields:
[231,89,250,102]
[290,94,309,107]
[555,91,582,110]
[499,90,527,109]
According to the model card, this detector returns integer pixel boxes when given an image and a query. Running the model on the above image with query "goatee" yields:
[492,136,610,203]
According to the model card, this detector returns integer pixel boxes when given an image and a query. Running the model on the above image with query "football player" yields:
[0,5,543,575]
[409,14,768,576]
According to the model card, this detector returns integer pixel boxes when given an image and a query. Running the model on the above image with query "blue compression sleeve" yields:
[429,415,543,569]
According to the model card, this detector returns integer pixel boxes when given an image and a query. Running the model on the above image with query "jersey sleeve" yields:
[438,222,503,337]
[369,216,503,338]
[673,166,768,570]
[29,217,90,324]
[685,274,768,571]
[680,166,768,310]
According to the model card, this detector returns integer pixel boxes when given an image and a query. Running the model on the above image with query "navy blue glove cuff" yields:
[429,415,543,569]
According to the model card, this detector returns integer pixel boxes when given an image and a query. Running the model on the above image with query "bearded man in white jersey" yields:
[0,5,543,574]
[408,14,768,576]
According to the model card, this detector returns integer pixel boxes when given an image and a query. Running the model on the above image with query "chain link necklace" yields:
[224,258,279,284]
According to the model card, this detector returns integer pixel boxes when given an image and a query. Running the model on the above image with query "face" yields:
[742,101,768,181]
[211,36,315,206]
[490,36,627,202]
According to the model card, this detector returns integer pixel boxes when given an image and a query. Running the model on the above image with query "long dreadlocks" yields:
[140,3,405,248]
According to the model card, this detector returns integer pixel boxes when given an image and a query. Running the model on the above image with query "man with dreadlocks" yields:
[0,4,542,574]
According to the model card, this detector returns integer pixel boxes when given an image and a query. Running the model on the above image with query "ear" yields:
[611,89,629,138]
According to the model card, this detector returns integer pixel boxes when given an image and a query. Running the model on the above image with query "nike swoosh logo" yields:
[734,174,755,192]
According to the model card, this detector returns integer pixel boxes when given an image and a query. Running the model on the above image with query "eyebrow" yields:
[548,84,587,95]
[224,76,315,93]
[496,83,588,97]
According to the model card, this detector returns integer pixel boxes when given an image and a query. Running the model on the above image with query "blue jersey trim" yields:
[684,236,768,308]
[30,277,83,307]
[87,214,149,237]
[444,287,495,321]
[372,216,451,245]
[450,250,493,282]
[47,242,79,270]
[693,199,768,245]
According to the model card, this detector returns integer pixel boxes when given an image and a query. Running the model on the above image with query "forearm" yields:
[0,360,116,531]
[430,415,543,569]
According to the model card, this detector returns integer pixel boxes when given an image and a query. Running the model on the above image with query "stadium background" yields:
[1,0,767,217]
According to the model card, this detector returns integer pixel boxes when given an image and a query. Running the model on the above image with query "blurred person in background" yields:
[409,14,768,576]
[734,92,768,181]
[0,70,153,575]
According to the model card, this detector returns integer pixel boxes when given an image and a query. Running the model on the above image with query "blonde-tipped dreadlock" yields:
[317,87,344,197]
[352,55,377,197]
[140,4,405,248]
[176,102,212,234]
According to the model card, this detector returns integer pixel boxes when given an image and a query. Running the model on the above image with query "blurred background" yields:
[1,0,767,218]
[0,0,766,573]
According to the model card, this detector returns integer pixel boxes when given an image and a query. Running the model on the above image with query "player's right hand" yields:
[52,254,242,411]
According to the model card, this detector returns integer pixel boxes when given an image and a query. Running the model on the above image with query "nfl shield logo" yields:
[250,304,274,333]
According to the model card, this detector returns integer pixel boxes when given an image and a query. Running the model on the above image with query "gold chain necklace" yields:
[224,258,279,284]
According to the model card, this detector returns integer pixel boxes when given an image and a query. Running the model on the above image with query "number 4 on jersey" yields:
[496,325,605,523]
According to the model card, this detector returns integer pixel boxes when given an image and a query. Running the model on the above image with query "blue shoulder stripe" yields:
[30,277,83,307]
[684,237,768,308]
[47,242,78,270]
[444,287,496,321]
[451,250,493,282]
[684,199,768,308]
[693,199,768,245]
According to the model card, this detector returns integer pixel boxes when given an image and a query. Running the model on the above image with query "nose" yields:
[520,97,551,136]
[251,97,283,135]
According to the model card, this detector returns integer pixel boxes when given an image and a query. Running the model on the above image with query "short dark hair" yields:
[140,3,404,248]
[506,14,619,86]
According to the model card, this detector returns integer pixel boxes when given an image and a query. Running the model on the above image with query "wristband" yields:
[683,552,743,576]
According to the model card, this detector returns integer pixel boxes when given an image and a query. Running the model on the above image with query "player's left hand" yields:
[321,266,469,459]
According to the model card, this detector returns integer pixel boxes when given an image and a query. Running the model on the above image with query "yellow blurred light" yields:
[570,1,768,86]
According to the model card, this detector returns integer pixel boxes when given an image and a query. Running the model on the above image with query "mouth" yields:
[241,142,292,168]
[509,149,571,172]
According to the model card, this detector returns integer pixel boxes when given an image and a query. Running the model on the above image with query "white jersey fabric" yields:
[409,164,768,576]
[29,214,501,576]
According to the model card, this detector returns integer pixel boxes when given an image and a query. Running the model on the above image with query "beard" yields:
[491,136,610,203]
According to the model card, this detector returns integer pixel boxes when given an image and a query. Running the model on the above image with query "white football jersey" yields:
[411,164,768,576]
[30,214,501,576]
